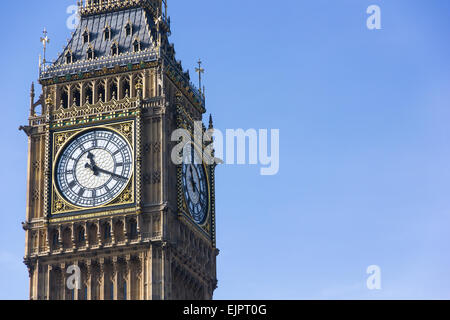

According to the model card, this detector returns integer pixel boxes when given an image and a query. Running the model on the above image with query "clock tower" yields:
[21,0,218,300]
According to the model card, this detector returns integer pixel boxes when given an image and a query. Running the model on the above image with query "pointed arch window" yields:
[133,38,141,52]
[111,42,119,56]
[65,51,73,64]
[52,231,59,248]
[87,46,94,60]
[82,28,90,44]
[103,223,111,241]
[104,25,111,41]
[129,219,138,240]
[125,21,133,37]
[78,227,86,244]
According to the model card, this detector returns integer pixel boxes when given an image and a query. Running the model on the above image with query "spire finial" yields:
[40,28,50,73]
[195,59,205,93]
[209,114,214,130]
[30,82,35,116]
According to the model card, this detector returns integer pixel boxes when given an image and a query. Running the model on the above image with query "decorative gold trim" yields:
[51,120,135,216]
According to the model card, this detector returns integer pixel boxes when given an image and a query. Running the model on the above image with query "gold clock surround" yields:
[50,120,136,216]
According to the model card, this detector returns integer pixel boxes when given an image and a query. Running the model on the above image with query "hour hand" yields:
[87,151,96,166]
[86,152,99,175]
[85,162,99,176]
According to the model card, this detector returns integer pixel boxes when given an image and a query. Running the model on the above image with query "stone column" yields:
[125,256,131,300]
[80,83,85,106]
[84,222,88,248]
[130,73,135,97]
[58,225,62,251]
[143,70,149,99]
[71,223,76,250]
[97,220,102,247]
[118,76,123,100]
[99,258,105,300]
[112,257,118,300]
[123,217,129,244]
[85,260,91,300]
[105,78,110,102]
[67,84,73,109]
[46,265,53,300]
[60,263,66,300]
[137,215,142,241]
[73,261,79,301]
[110,218,115,244]
[92,80,98,103]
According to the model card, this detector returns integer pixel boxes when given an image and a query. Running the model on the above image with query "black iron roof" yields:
[40,7,157,79]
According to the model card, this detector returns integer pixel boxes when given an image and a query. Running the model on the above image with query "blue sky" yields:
[1,0,450,299]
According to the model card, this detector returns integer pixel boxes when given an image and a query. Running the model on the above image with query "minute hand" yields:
[95,166,127,181]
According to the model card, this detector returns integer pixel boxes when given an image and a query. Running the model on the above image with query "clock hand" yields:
[94,166,128,181]
[84,162,97,175]
[87,152,99,176]
[188,166,199,193]
[85,162,99,176]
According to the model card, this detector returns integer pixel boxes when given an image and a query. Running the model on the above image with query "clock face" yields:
[55,129,133,208]
[182,149,209,225]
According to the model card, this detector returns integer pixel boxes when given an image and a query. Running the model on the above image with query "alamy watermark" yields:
[367,5,382,30]
[366,265,382,290]
[66,5,79,30]
[67,265,81,290]
[171,122,280,176]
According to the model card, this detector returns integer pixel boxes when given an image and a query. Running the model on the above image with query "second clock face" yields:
[182,150,209,225]
[55,129,133,208]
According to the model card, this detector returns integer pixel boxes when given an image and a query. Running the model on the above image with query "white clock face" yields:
[55,129,133,208]
[182,149,209,225]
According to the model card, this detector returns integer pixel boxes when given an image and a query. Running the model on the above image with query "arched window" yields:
[109,80,118,100]
[87,46,94,60]
[97,81,106,103]
[82,29,90,44]
[72,86,81,107]
[62,228,72,249]
[104,25,111,41]
[129,220,138,240]
[111,42,119,56]
[85,84,93,104]
[65,51,73,64]
[122,77,130,98]
[89,224,98,246]
[78,227,85,244]
[104,223,111,241]
[125,21,132,37]
[114,220,125,243]
[60,87,69,109]
[52,231,59,248]
[133,38,140,52]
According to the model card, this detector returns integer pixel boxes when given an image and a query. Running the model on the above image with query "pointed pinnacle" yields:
[209,114,214,130]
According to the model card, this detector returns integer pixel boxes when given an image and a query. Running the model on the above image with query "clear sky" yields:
[1,0,450,300]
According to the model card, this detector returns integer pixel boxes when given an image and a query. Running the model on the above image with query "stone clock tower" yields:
[21,0,218,300]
